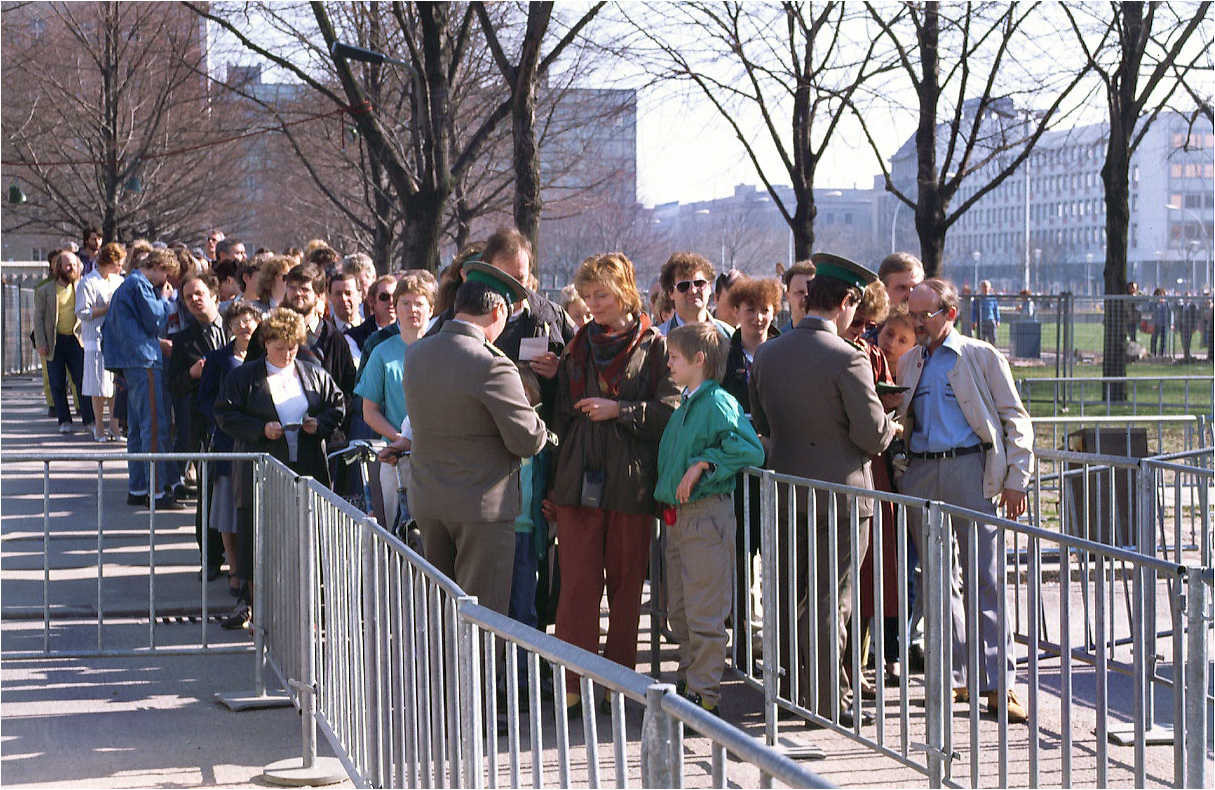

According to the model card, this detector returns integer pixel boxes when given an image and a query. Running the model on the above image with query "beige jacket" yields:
[33,279,82,360]
[895,330,1034,498]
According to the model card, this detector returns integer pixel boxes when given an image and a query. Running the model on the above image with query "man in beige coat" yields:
[34,251,94,433]
[383,272,547,617]
[895,278,1033,723]
[749,253,899,727]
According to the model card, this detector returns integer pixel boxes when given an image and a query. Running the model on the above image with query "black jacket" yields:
[213,357,345,509]
[248,316,357,426]
[720,325,779,415]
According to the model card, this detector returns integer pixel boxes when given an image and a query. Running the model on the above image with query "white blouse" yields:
[266,360,308,462]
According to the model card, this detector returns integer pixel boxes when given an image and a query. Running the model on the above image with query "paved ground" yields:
[2,372,1209,788]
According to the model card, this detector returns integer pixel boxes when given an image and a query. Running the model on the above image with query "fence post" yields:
[759,470,779,749]
[456,595,484,789]
[263,479,344,786]
[641,683,675,788]
[1184,570,1211,789]
[924,501,950,788]
[362,515,382,788]
[217,456,291,711]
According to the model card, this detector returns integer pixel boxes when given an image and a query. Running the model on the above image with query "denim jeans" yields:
[48,334,94,427]
[509,530,540,688]
[123,366,179,496]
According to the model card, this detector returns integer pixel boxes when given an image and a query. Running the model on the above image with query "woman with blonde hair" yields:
[251,255,292,313]
[213,307,345,628]
[547,252,680,715]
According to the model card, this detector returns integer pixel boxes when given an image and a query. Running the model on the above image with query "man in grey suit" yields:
[748,253,899,727]
[381,271,548,617]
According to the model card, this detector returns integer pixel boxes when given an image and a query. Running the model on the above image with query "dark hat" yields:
[461,257,529,304]
[810,253,878,290]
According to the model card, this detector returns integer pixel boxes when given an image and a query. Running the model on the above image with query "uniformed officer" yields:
[380,267,548,616]
[748,252,900,727]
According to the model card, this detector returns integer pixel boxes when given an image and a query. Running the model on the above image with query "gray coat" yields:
[402,321,548,523]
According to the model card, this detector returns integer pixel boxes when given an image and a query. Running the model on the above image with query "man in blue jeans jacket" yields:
[102,249,184,509]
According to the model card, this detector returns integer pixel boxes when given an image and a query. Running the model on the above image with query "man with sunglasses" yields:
[895,278,1033,724]
[656,252,733,339]
[347,274,398,353]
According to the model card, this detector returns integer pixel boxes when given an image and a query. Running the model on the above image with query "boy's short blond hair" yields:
[667,322,728,382]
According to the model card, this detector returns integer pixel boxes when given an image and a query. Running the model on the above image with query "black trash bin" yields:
[1063,428,1149,547]
[1010,320,1041,358]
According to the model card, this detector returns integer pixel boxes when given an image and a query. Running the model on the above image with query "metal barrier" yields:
[2,277,40,376]
[252,463,833,788]
[1032,414,1211,457]
[1018,376,1213,417]
[1,451,266,659]
[729,463,1212,789]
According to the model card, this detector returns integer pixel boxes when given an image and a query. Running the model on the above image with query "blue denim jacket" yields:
[101,269,171,370]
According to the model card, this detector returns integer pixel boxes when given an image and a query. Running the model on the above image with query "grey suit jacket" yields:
[403,320,548,523]
[748,316,897,519]
[33,279,82,360]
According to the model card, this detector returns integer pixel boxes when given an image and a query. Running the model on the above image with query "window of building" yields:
[1185,193,1202,208]
[1171,163,1184,178]
[1170,193,1183,209]
[844,212,853,225]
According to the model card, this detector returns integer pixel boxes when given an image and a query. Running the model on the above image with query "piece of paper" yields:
[518,336,548,362]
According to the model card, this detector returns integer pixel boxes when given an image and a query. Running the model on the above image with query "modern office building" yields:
[888,105,1214,294]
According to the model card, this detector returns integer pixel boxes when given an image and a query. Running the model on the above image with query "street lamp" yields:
[972,250,981,290]
[1085,253,1094,295]
[1033,248,1042,291]
[330,40,411,68]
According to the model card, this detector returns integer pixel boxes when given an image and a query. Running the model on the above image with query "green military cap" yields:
[810,252,878,290]
[462,256,530,304]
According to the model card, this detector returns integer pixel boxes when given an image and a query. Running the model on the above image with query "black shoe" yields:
[152,495,185,511]
[199,567,225,582]
[907,644,925,673]
[171,482,197,501]
[220,603,251,630]
[837,708,873,728]
[127,493,149,507]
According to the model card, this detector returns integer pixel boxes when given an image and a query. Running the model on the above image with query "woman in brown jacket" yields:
[548,253,680,714]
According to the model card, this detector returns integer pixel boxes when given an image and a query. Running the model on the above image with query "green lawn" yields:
[1015,360,1213,420]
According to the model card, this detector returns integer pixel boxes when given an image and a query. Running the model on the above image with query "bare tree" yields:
[472,1,607,255]
[853,2,1094,276]
[625,2,888,262]
[2,1,242,243]
[1062,0,1211,395]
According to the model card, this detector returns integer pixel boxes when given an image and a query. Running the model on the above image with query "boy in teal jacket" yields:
[656,323,765,714]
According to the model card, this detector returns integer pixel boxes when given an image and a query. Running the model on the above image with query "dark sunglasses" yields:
[376,291,394,303]
[675,279,709,293]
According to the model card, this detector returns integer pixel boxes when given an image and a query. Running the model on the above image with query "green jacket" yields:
[655,380,765,506]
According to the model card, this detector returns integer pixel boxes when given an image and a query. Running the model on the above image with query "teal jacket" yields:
[655,380,765,506]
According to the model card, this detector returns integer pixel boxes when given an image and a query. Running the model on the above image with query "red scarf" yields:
[567,313,652,401]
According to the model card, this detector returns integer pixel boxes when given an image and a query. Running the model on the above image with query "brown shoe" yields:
[987,690,1029,724]
[952,686,969,704]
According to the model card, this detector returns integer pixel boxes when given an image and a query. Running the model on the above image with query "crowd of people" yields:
[33,224,1038,725]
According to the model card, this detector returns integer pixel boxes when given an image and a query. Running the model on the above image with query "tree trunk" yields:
[513,88,542,265]
[400,189,445,272]
[913,4,945,276]
[790,188,815,262]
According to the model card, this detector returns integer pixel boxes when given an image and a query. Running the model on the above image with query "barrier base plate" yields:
[263,756,346,786]
[215,690,292,711]
[779,737,826,760]
[1107,724,1174,746]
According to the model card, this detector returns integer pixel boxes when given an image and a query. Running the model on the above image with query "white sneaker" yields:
[58,424,73,434]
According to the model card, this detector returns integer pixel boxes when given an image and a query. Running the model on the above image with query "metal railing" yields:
[1018,376,1213,417]
[1,451,265,659]
[267,466,831,789]
[2,276,40,376]
[725,458,1212,789]
[1031,414,1211,457]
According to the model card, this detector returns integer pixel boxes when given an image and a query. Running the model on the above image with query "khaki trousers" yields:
[666,494,736,706]
[415,517,515,617]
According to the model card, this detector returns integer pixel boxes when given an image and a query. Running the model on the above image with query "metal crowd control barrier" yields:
[1,277,40,376]
[730,464,1212,789]
[1,451,266,659]
[249,463,831,788]
[1031,414,1210,457]
[1018,375,1213,418]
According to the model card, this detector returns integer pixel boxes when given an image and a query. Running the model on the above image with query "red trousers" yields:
[554,505,653,694]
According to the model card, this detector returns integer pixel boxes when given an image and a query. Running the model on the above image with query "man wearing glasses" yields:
[895,278,1033,724]
[203,230,225,265]
[656,252,733,339]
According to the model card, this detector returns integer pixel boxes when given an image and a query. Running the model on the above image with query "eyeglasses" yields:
[850,317,877,331]
[675,279,709,293]
[908,307,947,322]
[376,291,393,303]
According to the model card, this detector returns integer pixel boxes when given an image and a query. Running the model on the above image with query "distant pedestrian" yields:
[1150,288,1171,356]
[35,251,95,434]
[972,280,999,346]
[75,242,126,441]
[101,248,183,509]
